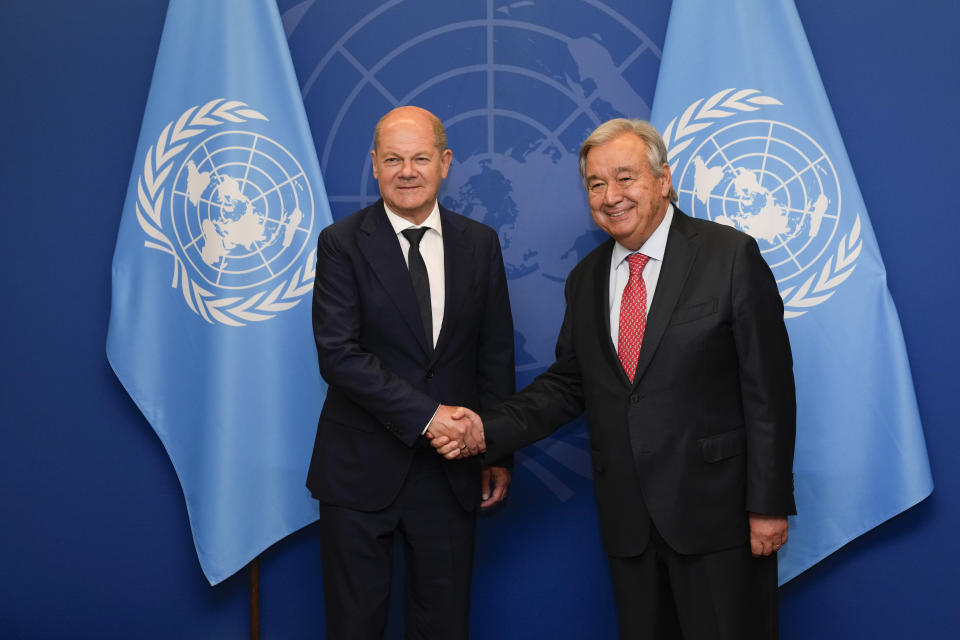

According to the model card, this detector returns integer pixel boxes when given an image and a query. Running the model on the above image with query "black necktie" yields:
[401,227,432,350]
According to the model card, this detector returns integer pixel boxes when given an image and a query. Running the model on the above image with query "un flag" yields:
[107,0,332,584]
[651,0,933,583]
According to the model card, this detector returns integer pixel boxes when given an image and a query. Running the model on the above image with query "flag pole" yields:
[249,555,260,640]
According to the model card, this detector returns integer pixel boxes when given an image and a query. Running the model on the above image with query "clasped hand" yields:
[426,405,484,459]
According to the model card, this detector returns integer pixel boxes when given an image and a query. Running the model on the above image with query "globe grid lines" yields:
[312,11,652,169]
[662,89,862,319]
[170,130,314,291]
[302,0,658,207]
[678,119,842,285]
[134,99,320,326]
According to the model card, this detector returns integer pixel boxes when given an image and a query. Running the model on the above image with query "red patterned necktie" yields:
[618,253,651,383]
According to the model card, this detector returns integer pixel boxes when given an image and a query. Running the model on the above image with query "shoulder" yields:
[568,237,614,283]
[440,205,496,235]
[439,205,501,247]
[673,208,756,253]
[319,202,383,244]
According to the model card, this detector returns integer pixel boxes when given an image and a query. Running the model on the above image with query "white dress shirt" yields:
[608,204,674,346]
[384,202,445,348]
[384,202,446,433]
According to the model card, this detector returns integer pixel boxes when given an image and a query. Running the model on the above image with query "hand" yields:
[748,513,788,557]
[426,405,485,457]
[429,407,484,459]
[480,466,510,508]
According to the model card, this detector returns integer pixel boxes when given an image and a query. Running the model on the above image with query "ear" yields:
[659,163,672,198]
[371,149,379,180]
[440,148,453,179]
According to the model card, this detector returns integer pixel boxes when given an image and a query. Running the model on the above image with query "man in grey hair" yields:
[435,118,796,639]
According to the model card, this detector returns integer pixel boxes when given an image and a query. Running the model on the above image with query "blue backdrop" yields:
[1,1,958,638]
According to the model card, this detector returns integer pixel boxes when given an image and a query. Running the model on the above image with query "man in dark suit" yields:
[308,105,515,639]
[434,119,796,639]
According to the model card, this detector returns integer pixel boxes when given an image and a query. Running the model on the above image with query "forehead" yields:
[377,116,437,153]
[585,133,648,174]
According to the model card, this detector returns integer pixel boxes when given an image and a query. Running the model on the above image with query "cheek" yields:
[589,206,605,226]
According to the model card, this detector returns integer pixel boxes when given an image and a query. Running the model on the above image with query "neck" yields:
[387,202,436,226]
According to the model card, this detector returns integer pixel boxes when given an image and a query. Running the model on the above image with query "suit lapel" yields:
[431,207,468,363]
[590,240,628,384]
[357,202,433,357]
[632,211,698,387]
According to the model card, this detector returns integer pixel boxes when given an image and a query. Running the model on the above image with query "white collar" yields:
[611,203,674,266]
[384,201,443,237]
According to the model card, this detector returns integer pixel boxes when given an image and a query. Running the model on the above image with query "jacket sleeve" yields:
[731,237,797,515]
[476,232,518,467]
[482,271,587,462]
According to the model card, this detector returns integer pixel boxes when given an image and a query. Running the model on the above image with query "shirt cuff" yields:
[421,404,441,435]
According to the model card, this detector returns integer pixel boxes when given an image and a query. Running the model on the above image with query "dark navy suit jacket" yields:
[308,200,515,512]
[483,209,796,556]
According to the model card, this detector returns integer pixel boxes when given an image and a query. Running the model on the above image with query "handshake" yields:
[425,404,485,460]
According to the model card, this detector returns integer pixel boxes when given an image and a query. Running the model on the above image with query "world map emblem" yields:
[662,89,862,318]
[135,99,317,326]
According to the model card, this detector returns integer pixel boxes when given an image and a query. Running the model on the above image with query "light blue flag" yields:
[107,0,331,585]
[650,0,932,583]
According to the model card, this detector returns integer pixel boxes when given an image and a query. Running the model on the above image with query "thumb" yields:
[480,468,491,501]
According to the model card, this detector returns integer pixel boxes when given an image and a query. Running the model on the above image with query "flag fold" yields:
[650,0,932,583]
[107,0,331,585]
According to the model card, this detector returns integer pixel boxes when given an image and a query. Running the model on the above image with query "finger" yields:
[481,481,507,508]
[463,436,481,456]
[480,469,491,501]
[437,441,461,456]
[430,435,450,448]
[465,427,484,455]
[443,446,462,460]
[438,441,460,455]
[750,537,763,557]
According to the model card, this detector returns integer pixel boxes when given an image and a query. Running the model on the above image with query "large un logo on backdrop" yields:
[662,89,862,318]
[292,0,662,499]
[135,99,316,325]
[298,0,660,375]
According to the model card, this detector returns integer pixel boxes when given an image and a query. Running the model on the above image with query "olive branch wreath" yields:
[660,88,861,319]
[135,98,317,327]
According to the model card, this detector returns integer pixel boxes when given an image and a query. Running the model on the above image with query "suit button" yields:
[631,394,641,405]
[426,370,435,379]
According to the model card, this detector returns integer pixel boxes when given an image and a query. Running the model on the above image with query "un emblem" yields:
[135,99,317,326]
[663,89,862,318]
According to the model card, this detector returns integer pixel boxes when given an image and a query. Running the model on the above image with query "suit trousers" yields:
[318,446,476,640]
[608,523,778,640]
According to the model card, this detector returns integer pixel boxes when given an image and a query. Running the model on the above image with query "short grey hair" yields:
[578,118,678,202]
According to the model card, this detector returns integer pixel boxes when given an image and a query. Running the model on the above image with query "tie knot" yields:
[626,253,650,275]
[402,227,429,247]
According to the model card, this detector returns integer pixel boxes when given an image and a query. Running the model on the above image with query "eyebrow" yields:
[586,166,637,182]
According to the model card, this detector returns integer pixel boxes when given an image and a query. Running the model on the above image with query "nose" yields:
[399,160,418,178]
[603,181,623,206]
